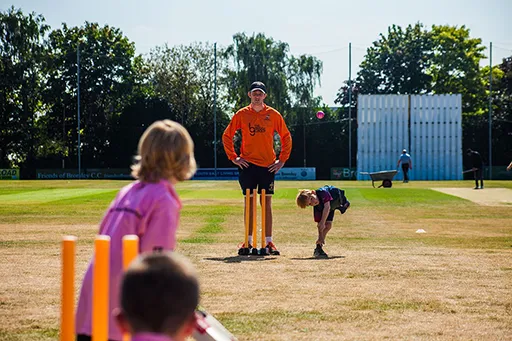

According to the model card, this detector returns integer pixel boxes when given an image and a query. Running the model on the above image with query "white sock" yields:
[248,236,253,244]
[265,236,272,243]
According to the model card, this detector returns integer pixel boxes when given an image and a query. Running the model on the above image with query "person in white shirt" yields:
[397,149,412,183]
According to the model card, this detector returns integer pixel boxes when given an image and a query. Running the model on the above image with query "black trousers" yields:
[473,168,484,188]
[401,164,410,181]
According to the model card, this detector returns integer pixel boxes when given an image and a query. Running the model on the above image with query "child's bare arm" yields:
[318,201,331,228]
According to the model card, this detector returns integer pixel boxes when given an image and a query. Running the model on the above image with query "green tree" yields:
[339,24,487,116]
[148,42,231,167]
[223,33,293,113]
[334,23,433,136]
[43,22,136,168]
[429,25,486,114]
[480,56,512,164]
[355,23,432,95]
[0,7,49,170]
[492,56,512,123]
[223,33,323,116]
[288,54,323,120]
[106,55,168,168]
[333,23,493,174]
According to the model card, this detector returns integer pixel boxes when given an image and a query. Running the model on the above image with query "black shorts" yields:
[313,207,335,223]
[313,200,350,223]
[238,163,275,195]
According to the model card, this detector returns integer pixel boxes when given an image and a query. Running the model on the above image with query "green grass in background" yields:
[0,180,490,224]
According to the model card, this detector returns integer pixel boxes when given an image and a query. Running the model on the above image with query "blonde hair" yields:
[131,120,197,183]
[296,189,313,209]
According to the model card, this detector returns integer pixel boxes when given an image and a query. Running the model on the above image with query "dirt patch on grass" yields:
[432,188,512,206]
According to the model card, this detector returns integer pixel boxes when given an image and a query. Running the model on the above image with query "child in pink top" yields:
[114,251,199,341]
[76,120,197,341]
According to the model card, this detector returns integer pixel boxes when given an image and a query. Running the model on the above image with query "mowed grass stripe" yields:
[182,206,232,244]
[356,188,468,206]
[0,184,467,224]
[179,189,243,199]
[0,190,118,224]
[272,187,467,208]
[0,181,468,205]
[0,188,116,204]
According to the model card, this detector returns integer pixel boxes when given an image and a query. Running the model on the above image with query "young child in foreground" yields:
[76,120,197,341]
[114,251,200,341]
[296,185,350,258]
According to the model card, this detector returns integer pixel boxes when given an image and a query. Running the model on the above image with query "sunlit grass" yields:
[1,180,511,341]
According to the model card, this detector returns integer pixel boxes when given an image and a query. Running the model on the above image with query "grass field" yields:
[1,180,511,341]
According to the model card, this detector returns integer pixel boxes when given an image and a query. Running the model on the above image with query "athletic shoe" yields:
[313,245,328,258]
[237,242,252,256]
[266,241,280,255]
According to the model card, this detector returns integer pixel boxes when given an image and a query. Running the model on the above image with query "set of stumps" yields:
[237,188,279,256]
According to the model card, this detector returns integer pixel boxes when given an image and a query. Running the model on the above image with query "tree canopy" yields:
[0,7,510,178]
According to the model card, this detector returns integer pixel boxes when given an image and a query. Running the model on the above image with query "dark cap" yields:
[249,81,266,94]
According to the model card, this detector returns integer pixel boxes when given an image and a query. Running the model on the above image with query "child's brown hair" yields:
[119,251,199,336]
[296,189,313,209]
[131,120,197,182]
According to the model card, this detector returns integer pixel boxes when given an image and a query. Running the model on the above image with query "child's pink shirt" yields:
[75,180,182,341]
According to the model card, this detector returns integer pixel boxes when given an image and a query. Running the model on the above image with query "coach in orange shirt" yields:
[222,81,292,255]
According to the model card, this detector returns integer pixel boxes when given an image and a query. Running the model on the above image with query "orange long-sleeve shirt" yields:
[222,104,292,167]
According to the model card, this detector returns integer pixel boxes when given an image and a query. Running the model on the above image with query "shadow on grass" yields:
[205,256,278,263]
[290,255,345,260]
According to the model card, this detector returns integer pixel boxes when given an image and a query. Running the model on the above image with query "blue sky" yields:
[4,0,511,106]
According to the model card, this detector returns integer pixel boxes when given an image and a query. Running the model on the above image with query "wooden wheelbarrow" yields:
[360,170,398,188]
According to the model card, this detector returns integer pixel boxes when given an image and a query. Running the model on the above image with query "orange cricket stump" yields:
[251,189,258,255]
[93,235,110,341]
[60,236,77,341]
[238,188,269,256]
[246,188,251,249]
[122,235,139,270]
[238,189,251,255]
[260,189,268,255]
[122,235,139,341]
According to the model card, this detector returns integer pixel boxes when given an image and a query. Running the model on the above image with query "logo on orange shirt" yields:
[249,123,266,136]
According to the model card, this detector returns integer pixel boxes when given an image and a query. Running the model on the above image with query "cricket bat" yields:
[462,168,477,174]
[193,307,238,341]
